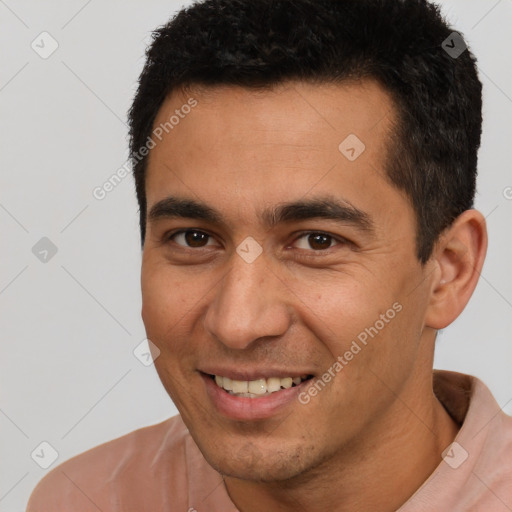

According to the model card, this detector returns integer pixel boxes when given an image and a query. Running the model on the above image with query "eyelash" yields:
[165,229,349,254]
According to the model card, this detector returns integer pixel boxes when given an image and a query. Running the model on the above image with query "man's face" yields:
[141,81,435,480]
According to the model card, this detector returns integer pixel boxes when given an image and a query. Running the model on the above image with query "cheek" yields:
[298,276,410,373]
[141,259,196,325]
[141,265,197,400]
[292,275,379,341]
[140,258,222,370]
[141,261,190,346]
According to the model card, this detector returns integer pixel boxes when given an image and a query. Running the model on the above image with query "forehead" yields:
[144,80,410,233]
[149,80,395,159]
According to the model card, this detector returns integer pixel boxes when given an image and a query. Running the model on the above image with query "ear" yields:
[424,209,488,329]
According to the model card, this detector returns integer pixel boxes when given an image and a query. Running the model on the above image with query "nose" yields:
[203,250,291,350]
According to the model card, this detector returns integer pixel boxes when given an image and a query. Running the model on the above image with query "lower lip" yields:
[202,373,310,421]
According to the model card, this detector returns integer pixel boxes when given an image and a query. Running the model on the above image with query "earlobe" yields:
[424,209,488,329]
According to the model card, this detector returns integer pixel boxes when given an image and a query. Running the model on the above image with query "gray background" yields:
[1,0,511,509]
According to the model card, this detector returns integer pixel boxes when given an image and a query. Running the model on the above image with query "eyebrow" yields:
[148,195,375,234]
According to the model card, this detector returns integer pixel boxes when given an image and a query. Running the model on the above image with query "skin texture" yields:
[141,81,487,511]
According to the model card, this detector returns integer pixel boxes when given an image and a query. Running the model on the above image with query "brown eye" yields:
[170,230,218,248]
[308,233,332,250]
[293,232,337,251]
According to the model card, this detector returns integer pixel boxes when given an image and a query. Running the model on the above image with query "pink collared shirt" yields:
[27,370,512,511]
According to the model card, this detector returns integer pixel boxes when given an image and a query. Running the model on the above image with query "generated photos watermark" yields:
[298,301,403,405]
[93,97,198,200]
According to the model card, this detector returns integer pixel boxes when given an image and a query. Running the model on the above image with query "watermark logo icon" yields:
[442,32,467,59]
[31,32,59,59]
[339,134,366,161]
[442,441,468,469]
[237,441,263,467]
[32,237,58,263]
[236,236,263,264]
[31,441,59,469]
[133,338,161,366]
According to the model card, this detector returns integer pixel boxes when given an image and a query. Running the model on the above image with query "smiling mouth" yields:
[209,374,313,398]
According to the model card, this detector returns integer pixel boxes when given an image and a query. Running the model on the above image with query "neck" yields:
[224,375,460,512]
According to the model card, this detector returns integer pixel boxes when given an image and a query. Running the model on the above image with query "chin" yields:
[199,438,314,482]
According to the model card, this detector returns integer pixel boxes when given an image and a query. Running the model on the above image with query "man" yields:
[27,0,512,510]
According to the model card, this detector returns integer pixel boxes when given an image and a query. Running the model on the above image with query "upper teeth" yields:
[214,375,307,397]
